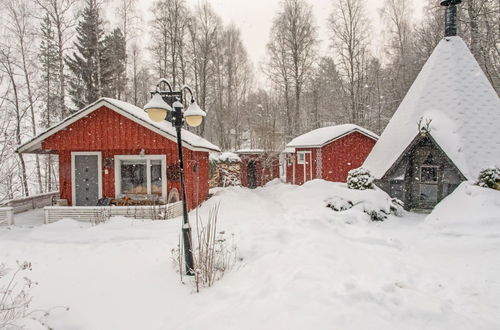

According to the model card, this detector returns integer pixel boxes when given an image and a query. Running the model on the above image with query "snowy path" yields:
[1,180,499,330]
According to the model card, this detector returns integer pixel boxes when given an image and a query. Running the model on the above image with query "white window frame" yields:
[297,152,306,165]
[114,155,167,200]
[71,152,103,206]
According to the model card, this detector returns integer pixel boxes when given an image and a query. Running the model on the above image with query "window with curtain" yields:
[117,156,165,198]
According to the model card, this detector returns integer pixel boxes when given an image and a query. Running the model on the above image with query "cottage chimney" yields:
[440,0,462,37]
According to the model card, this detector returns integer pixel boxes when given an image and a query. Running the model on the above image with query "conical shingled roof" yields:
[363,36,500,180]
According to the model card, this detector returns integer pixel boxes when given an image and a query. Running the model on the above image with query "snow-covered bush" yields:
[476,166,500,190]
[325,185,404,222]
[346,167,375,190]
[325,197,353,211]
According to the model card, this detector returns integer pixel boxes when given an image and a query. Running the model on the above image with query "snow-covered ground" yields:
[1,180,499,330]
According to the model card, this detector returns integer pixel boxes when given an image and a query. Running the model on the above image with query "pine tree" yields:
[65,0,108,109]
[102,28,127,99]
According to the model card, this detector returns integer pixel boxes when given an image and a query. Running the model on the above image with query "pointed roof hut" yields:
[363,0,500,210]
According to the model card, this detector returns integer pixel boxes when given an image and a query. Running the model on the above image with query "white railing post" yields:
[44,207,49,224]
[7,207,14,225]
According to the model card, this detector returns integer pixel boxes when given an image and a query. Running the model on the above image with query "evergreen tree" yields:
[65,0,109,109]
[103,28,126,99]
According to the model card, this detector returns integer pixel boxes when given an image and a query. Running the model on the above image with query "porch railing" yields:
[43,201,183,224]
[1,191,60,214]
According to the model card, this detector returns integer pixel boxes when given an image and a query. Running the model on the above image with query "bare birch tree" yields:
[0,46,30,197]
[265,0,317,138]
[188,2,220,137]
[328,0,371,125]
[5,0,44,193]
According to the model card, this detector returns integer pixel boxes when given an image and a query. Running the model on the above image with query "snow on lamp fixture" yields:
[143,92,171,122]
[184,101,206,127]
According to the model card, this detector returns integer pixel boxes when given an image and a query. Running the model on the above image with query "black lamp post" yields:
[143,78,206,275]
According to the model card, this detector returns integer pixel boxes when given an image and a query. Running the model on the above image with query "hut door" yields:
[418,165,439,208]
[247,160,257,189]
[72,152,102,206]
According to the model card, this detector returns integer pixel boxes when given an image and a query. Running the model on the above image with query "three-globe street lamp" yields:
[143,78,206,275]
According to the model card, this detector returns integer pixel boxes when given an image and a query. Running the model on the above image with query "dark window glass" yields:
[121,160,147,194]
[421,166,438,184]
[151,160,162,195]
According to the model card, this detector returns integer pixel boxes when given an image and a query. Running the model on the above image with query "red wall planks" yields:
[43,106,210,208]
[321,131,376,182]
[285,131,376,184]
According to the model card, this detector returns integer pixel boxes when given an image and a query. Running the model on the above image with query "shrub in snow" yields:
[476,166,500,190]
[346,167,375,190]
[325,197,353,211]
[325,187,404,222]
[0,261,62,329]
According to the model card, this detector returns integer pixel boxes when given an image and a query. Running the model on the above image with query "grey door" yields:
[74,154,100,206]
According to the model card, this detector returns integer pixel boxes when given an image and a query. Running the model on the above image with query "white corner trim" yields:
[71,152,103,206]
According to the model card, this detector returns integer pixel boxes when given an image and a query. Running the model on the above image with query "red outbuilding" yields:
[236,150,280,188]
[17,98,220,209]
[283,124,378,185]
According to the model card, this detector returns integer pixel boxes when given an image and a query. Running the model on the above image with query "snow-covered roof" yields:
[286,124,378,148]
[363,37,500,180]
[210,152,241,163]
[235,149,265,154]
[17,97,220,153]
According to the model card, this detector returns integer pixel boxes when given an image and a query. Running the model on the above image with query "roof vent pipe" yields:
[440,0,462,37]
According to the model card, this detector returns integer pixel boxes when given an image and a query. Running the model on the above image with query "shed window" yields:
[116,155,166,199]
[297,152,306,164]
[420,165,438,184]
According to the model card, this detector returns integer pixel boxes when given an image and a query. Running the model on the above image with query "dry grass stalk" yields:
[171,204,238,292]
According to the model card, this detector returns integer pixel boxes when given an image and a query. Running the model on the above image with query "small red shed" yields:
[17,98,220,209]
[236,150,280,188]
[283,124,378,185]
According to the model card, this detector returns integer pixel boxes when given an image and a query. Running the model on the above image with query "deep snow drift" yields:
[1,180,499,330]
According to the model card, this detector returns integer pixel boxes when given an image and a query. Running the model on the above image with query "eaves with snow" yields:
[17,97,220,153]
[363,36,500,180]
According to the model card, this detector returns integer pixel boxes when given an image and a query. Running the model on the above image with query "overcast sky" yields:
[127,0,427,76]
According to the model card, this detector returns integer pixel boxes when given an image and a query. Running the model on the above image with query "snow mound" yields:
[425,182,500,232]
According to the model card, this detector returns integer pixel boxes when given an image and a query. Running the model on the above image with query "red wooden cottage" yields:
[236,150,280,188]
[283,124,378,185]
[17,98,220,209]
